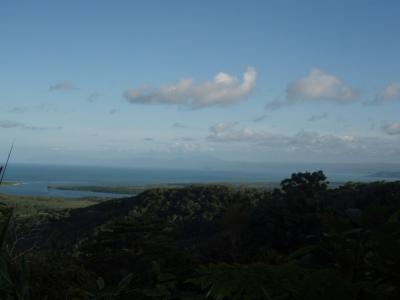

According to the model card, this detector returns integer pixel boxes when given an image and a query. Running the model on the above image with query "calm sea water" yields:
[0,163,393,198]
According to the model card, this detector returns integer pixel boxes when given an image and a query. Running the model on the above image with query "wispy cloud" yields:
[87,93,100,102]
[49,80,76,92]
[172,122,185,128]
[264,98,287,110]
[253,114,268,122]
[180,137,194,141]
[0,120,62,131]
[266,69,360,109]
[308,113,328,122]
[371,82,400,105]
[124,67,256,109]
[8,106,28,113]
[207,126,286,144]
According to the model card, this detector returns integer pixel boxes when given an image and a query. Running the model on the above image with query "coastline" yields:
[47,181,351,195]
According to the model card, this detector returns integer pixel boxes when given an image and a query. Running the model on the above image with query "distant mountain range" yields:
[369,171,400,179]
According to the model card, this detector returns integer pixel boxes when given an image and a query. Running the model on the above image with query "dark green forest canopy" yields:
[1,171,400,299]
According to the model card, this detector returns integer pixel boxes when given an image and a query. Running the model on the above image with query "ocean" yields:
[0,163,395,198]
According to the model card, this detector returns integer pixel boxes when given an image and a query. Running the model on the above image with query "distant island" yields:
[369,171,400,179]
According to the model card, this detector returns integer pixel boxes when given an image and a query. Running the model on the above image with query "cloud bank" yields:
[206,122,399,158]
[124,67,256,109]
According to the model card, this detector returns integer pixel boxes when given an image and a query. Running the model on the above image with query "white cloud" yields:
[168,141,215,154]
[210,121,238,134]
[49,80,76,91]
[266,69,359,109]
[208,123,288,145]
[373,82,400,104]
[287,69,359,101]
[383,122,400,135]
[124,67,256,109]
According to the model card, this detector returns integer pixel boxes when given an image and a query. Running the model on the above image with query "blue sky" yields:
[1,0,400,166]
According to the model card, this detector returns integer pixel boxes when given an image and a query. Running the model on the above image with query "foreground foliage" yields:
[1,171,400,299]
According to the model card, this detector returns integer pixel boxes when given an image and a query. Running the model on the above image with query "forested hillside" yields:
[1,171,400,299]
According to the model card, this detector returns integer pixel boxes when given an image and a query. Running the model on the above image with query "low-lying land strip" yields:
[48,181,346,194]
[0,193,100,217]
[47,182,280,194]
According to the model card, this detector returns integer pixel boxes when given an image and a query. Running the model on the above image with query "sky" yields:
[1,0,400,167]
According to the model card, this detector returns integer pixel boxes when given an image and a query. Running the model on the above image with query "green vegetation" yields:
[0,193,99,217]
[1,182,19,187]
[1,171,400,299]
